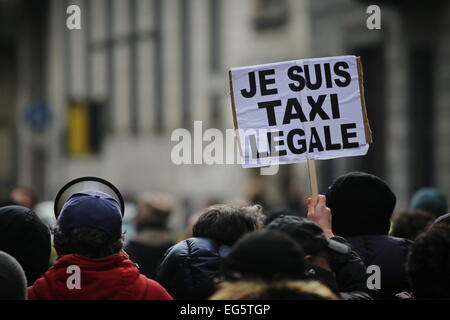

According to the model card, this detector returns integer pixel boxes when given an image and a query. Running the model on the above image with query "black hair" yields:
[53,226,123,259]
[391,211,434,241]
[192,204,262,246]
[406,224,450,299]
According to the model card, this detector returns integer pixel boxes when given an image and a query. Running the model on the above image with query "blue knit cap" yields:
[410,188,448,218]
[57,190,123,239]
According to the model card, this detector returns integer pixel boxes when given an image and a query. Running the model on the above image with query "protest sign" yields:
[229,55,372,200]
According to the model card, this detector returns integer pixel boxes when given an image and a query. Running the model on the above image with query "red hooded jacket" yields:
[28,253,173,300]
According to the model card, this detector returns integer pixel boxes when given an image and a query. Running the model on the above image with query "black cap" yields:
[222,230,307,281]
[326,171,396,237]
[266,215,351,255]
[0,206,51,285]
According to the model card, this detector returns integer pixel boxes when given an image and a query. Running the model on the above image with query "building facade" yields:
[3,0,450,230]
[6,0,311,231]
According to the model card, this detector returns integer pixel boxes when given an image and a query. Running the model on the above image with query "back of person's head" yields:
[221,229,306,282]
[391,211,434,241]
[0,251,27,300]
[134,193,173,230]
[10,186,37,209]
[406,224,450,299]
[193,204,264,246]
[54,190,124,258]
[410,188,448,218]
[0,205,51,286]
[53,226,123,259]
[326,171,396,237]
[210,280,338,300]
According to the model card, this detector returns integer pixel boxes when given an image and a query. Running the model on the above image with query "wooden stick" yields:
[307,159,318,204]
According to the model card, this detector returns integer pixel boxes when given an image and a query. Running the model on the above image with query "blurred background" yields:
[0,0,449,238]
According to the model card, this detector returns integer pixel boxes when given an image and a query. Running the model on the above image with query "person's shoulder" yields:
[140,276,174,300]
[159,238,230,272]
[395,291,414,300]
[26,276,49,300]
[384,235,413,248]
[176,237,229,257]
[350,234,412,246]
[27,285,36,300]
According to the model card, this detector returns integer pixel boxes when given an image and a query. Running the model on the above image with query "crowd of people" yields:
[0,171,449,300]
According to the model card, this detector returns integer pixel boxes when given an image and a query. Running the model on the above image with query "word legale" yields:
[244,123,359,160]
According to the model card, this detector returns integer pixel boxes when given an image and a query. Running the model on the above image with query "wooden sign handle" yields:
[307,159,318,204]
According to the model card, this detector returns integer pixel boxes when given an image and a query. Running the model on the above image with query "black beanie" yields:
[326,172,396,237]
[221,230,306,281]
[0,251,27,300]
[0,206,51,285]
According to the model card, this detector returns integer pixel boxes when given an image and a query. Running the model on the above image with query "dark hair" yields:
[391,211,434,241]
[192,204,263,246]
[53,226,123,259]
[406,224,450,299]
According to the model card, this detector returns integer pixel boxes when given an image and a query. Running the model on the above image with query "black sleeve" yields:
[329,236,376,299]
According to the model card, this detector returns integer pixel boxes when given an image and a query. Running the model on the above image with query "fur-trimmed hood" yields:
[210,280,339,300]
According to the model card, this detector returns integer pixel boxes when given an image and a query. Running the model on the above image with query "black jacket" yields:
[125,229,174,279]
[305,236,373,300]
[156,237,230,300]
[331,236,374,299]
[346,235,412,299]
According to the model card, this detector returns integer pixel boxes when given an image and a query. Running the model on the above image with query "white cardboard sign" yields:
[229,55,372,168]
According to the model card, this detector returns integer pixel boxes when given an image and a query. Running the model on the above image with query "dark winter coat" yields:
[156,237,230,300]
[330,236,374,300]
[125,229,174,279]
[346,235,412,299]
[302,236,373,300]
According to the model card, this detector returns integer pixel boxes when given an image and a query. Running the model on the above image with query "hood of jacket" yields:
[210,280,339,300]
[28,253,172,300]
[156,237,230,300]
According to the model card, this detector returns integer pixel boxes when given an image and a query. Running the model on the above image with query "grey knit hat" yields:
[0,251,27,300]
